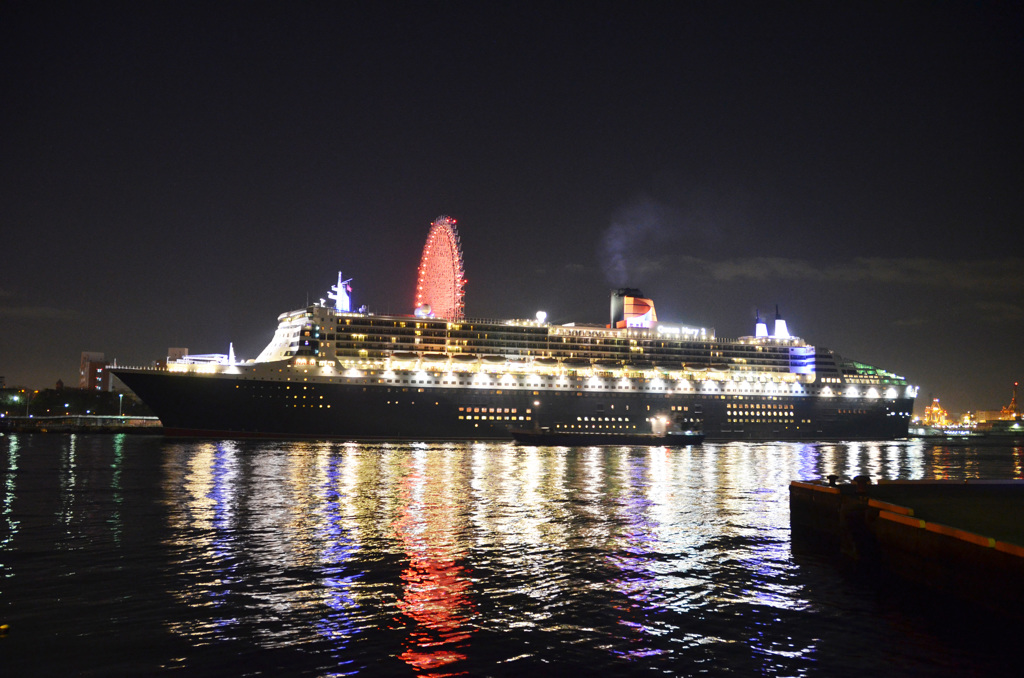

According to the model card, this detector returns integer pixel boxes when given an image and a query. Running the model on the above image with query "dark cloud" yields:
[0,306,81,320]
[974,301,1024,324]
[658,256,1024,292]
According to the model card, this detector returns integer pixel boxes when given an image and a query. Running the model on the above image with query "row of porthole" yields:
[727,418,809,424]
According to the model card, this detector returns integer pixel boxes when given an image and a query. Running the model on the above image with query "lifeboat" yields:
[389,352,419,362]
[625,361,653,370]
[481,357,507,373]
[421,352,448,362]
[505,357,533,371]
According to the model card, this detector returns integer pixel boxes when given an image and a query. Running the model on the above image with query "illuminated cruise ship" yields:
[112,274,917,441]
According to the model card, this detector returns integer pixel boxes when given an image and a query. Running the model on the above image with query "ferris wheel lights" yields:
[414,215,466,319]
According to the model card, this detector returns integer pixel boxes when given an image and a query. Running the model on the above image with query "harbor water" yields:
[1,434,1021,676]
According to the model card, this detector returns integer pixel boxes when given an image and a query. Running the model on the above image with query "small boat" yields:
[510,428,704,447]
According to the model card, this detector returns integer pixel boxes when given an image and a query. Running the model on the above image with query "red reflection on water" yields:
[393,455,475,676]
[396,556,474,673]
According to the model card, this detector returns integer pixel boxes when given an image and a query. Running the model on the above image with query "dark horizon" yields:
[2,2,1021,416]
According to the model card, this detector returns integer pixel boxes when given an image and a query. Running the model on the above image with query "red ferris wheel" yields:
[414,215,466,320]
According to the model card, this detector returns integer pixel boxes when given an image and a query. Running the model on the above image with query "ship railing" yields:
[110,364,170,371]
[456,316,545,326]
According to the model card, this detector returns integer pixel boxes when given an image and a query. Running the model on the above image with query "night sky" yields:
[2,2,1022,416]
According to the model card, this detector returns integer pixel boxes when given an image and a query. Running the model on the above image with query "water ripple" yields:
[0,436,1021,676]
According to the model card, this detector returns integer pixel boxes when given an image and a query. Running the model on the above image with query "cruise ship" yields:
[112,275,916,441]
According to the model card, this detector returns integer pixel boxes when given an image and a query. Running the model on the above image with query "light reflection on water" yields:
[1,435,18,589]
[1,435,1022,676]
[390,445,472,673]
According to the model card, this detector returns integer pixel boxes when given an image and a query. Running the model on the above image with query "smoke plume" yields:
[600,196,673,287]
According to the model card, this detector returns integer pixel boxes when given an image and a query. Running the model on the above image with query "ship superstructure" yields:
[113,278,917,441]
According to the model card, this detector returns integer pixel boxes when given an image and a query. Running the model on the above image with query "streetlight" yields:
[118,393,124,417]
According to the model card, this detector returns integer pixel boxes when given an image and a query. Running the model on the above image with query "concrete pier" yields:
[790,478,1024,618]
[0,414,162,434]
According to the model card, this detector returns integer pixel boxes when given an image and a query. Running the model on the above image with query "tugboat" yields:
[511,413,704,447]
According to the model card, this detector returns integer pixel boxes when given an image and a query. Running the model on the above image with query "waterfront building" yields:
[79,351,109,392]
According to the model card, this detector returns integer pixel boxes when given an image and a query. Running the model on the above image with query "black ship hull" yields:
[113,368,914,442]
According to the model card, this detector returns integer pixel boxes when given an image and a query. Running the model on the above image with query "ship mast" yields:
[329,272,353,312]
